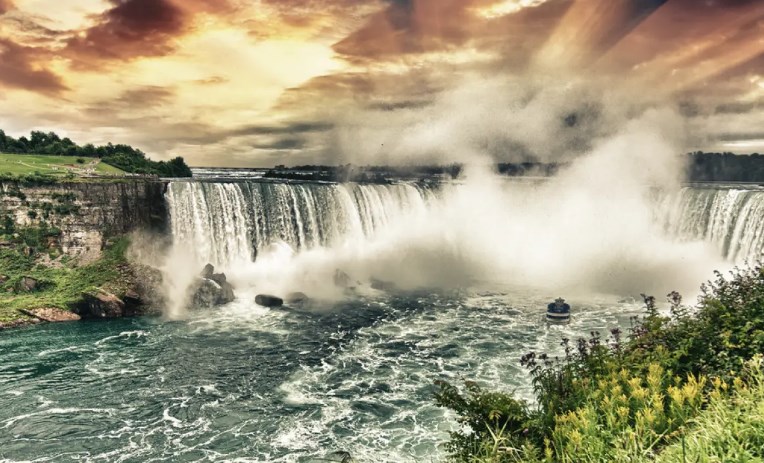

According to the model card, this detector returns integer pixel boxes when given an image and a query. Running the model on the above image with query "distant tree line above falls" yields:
[263,152,764,184]
[0,129,192,177]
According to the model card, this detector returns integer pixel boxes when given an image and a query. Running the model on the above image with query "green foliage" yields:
[0,229,131,322]
[436,265,764,462]
[0,128,192,177]
[655,356,764,463]
[435,380,537,462]
[0,170,58,185]
[101,153,192,177]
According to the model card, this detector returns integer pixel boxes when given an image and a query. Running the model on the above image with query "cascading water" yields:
[6,180,763,462]
[167,180,764,272]
[660,185,764,262]
[166,181,435,267]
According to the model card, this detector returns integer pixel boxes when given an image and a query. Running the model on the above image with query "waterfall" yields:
[660,186,764,262]
[166,181,434,267]
[167,181,764,269]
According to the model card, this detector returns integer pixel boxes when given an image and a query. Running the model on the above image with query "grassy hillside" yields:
[0,153,124,177]
[0,233,132,323]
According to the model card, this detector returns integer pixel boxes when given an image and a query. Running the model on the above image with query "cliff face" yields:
[0,180,168,262]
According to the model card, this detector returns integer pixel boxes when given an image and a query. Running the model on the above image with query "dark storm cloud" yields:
[64,0,184,64]
[64,0,232,67]
[0,38,67,95]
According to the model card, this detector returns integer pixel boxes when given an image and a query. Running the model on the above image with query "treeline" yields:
[0,129,192,177]
[687,151,764,182]
[264,163,463,183]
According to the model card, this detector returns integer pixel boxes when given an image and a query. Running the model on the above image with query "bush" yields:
[435,264,764,462]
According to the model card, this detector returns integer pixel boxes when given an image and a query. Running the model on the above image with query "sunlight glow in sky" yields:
[0,0,763,166]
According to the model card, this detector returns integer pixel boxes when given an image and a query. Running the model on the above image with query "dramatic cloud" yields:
[0,0,13,15]
[0,0,762,165]
[64,0,233,67]
[0,38,67,94]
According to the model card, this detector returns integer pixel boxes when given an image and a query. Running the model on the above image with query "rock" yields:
[122,288,145,317]
[219,280,235,304]
[123,288,142,305]
[201,263,215,278]
[131,264,165,310]
[0,275,8,285]
[80,290,126,318]
[255,294,284,307]
[189,274,235,308]
[285,292,309,303]
[370,278,397,292]
[209,272,227,285]
[191,278,223,308]
[333,269,352,288]
[20,308,81,323]
[16,276,38,292]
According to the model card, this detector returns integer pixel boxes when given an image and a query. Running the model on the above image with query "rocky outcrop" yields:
[78,290,126,318]
[0,180,167,262]
[128,264,165,312]
[255,294,283,307]
[20,308,81,323]
[190,264,235,308]
[15,276,38,292]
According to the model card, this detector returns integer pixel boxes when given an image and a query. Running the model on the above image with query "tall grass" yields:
[435,265,764,462]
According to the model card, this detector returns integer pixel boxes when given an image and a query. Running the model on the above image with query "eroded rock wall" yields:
[0,180,168,262]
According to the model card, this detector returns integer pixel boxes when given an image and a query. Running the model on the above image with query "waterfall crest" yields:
[660,186,764,262]
[166,181,434,266]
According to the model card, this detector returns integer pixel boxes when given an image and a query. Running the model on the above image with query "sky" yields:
[0,0,762,167]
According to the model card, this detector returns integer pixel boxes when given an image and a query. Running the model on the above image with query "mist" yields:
[223,109,723,303]
[327,74,665,166]
[129,71,736,319]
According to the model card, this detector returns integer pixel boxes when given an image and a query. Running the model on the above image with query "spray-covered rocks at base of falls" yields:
[189,263,236,308]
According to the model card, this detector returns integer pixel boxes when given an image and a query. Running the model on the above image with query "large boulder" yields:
[80,290,126,318]
[208,272,235,304]
[191,278,223,308]
[189,276,235,309]
[201,263,215,279]
[16,276,38,293]
[255,294,283,308]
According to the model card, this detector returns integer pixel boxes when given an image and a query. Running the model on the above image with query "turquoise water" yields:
[0,293,641,462]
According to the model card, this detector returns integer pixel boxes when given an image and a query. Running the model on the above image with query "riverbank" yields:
[1,175,168,329]
[0,233,162,329]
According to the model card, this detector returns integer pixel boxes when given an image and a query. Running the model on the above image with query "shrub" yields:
[435,264,764,462]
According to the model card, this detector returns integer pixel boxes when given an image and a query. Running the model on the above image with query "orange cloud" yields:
[64,0,234,68]
[0,37,67,95]
[0,0,13,15]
